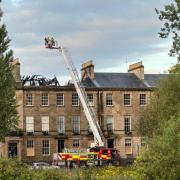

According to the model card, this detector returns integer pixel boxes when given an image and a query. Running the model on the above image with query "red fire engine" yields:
[53,147,120,167]
[45,38,121,167]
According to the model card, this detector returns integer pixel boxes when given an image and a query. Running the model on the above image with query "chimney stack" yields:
[81,60,94,80]
[128,61,144,80]
[11,58,21,84]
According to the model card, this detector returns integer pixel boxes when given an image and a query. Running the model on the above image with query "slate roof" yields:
[144,74,168,88]
[82,73,167,89]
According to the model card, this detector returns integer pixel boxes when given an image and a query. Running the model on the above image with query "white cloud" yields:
[1,0,176,79]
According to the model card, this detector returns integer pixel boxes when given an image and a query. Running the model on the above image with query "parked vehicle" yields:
[32,162,50,169]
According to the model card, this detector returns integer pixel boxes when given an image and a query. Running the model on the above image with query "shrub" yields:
[0,158,33,180]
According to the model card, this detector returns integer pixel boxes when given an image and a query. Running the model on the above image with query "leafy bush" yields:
[72,165,135,180]
[0,158,32,180]
[0,159,136,180]
[134,115,180,180]
[34,168,69,180]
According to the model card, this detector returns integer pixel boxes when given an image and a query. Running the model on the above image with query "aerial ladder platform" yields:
[44,37,105,147]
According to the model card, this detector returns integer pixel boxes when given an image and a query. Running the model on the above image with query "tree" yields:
[138,73,180,137]
[156,0,180,62]
[134,115,180,180]
[0,1,18,140]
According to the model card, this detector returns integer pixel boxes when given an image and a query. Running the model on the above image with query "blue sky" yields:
[1,0,177,83]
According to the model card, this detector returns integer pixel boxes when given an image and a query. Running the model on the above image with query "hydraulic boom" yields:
[44,37,105,146]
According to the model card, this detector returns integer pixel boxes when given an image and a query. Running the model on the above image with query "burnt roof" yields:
[82,73,167,89]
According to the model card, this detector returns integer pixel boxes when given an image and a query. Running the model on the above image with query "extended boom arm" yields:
[44,37,105,147]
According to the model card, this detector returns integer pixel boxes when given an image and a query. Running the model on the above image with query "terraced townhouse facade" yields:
[0,59,164,164]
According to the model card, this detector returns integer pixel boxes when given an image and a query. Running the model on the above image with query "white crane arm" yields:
[44,38,105,146]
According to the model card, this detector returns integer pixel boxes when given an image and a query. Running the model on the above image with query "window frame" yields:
[41,93,49,106]
[124,116,131,133]
[26,139,35,156]
[27,139,34,148]
[72,116,80,134]
[72,93,79,106]
[87,93,94,106]
[125,138,132,154]
[106,93,113,106]
[140,94,146,106]
[73,139,80,148]
[41,116,49,132]
[106,115,114,132]
[26,116,34,133]
[26,93,33,106]
[124,93,131,106]
[57,116,65,134]
[42,139,50,155]
[56,93,64,106]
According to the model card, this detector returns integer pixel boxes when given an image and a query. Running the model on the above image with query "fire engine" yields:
[53,147,120,167]
[44,37,121,167]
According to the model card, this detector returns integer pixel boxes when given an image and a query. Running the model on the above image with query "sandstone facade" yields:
[1,60,162,164]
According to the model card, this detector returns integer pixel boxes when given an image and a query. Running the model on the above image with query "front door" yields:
[107,139,114,148]
[8,142,18,158]
[58,140,64,152]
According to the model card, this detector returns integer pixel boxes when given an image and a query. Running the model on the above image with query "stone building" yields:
[0,59,165,164]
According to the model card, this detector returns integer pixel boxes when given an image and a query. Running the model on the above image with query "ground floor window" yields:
[42,139,50,155]
[125,139,132,154]
[26,139,34,156]
[73,139,80,148]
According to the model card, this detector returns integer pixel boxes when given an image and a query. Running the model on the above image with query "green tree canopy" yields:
[134,115,180,180]
[156,0,180,62]
[0,1,18,140]
[139,73,180,137]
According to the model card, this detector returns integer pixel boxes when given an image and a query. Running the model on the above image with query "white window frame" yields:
[27,139,34,148]
[124,116,131,133]
[26,139,35,156]
[42,116,49,132]
[106,94,113,106]
[26,116,34,133]
[73,139,80,148]
[87,93,94,106]
[106,116,114,132]
[124,93,131,106]
[140,94,146,105]
[42,139,50,155]
[72,93,79,106]
[57,93,64,106]
[26,93,33,106]
[72,116,80,134]
[125,138,132,154]
[57,116,65,134]
[41,93,49,106]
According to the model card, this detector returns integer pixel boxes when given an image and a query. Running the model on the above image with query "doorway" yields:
[107,139,114,148]
[58,139,64,152]
[8,142,18,158]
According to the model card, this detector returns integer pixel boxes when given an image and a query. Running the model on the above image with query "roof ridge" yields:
[94,72,130,74]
